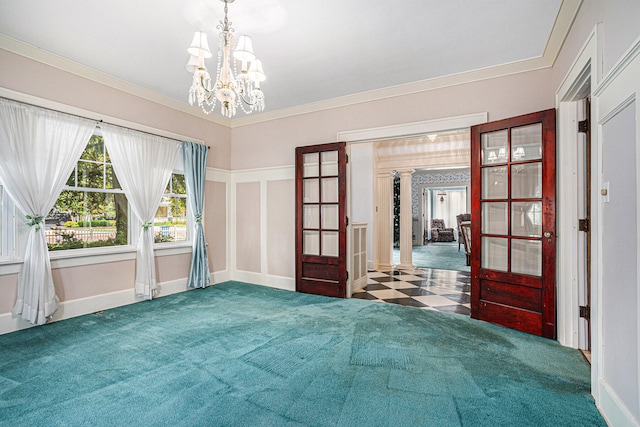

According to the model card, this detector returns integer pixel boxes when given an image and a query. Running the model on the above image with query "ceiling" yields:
[0,0,573,121]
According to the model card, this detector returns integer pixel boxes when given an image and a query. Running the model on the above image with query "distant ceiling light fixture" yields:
[427,134,437,142]
[186,0,266,118]
[513,146,526,160]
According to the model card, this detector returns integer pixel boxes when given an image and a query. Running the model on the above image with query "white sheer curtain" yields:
[101,125,181,299]
[0,98,96,325]
[433,188,467,237]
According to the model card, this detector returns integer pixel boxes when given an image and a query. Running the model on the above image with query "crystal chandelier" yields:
[186,0,266,118]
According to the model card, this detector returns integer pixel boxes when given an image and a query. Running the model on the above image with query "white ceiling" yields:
[0,0,569,119]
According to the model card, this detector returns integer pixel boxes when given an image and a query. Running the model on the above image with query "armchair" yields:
[430,218,454,242]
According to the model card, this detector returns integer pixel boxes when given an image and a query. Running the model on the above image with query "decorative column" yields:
[396,169,415,270]
[374,171,394,270]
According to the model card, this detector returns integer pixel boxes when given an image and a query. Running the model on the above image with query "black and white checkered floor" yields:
[351,268,471,315]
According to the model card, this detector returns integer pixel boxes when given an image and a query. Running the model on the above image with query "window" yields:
[154,174,188,243]
[46,135,129,251]
[1,131,191,262]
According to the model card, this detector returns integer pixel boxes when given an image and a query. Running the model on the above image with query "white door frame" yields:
[338,113,487,279]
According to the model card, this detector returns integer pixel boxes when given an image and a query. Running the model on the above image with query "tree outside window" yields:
[46,135,129,251]
[154,174,188,243]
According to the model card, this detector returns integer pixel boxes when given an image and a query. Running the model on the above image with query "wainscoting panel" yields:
[231,166,295,290]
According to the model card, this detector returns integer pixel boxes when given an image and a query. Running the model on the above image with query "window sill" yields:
[0,243,193,276]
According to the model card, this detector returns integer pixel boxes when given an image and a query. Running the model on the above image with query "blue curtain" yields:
[183,141,211,288]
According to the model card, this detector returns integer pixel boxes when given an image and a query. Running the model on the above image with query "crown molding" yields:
[0,34,231,128]
[0,0,581,129]
[230,57,552,128]
[230,0,582,128]
[543,0,583,67]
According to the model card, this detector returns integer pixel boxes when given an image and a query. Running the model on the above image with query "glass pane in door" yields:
[481,130,508,165]
[321,151,339,176]
[303,179,319,203]
[482,166,508,199]
[482,202,508,235]
[321,205,339,229]
[511,123,542,162]
[303,230,319,255]
[512,163,542,198]
[481,237,508,271]
[303,153,319,177]
[512,202,542,237]
[322,177,338,203]
[511,239,542,276]
[303,205,319,229]
[321,231,339,257]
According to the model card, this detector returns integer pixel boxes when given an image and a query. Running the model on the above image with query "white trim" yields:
[337,113,488,143]
[0,35,231,128]
[232,0,580,128]
[598,379,640,427]
[1,0,581,129]
[231,165,295,183]
[204,166,231,275]
[231,270,295,292]
[229,165,295,288]
[555,26,600,351]
[0,244,193,275]
[0,276,190,335]
[0,271,232,335]
[590,31,640,424]
[206,167,232,183]
[594,33,640,97]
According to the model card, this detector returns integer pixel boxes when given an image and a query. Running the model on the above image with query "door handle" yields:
[544,231,552,237]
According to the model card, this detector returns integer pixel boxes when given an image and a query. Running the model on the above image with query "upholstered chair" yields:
[430,218,455,242]
[456,213,472,250]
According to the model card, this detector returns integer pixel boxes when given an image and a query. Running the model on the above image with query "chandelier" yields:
[186,0,266,118]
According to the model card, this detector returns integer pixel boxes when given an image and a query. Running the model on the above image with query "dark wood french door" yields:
[295,142,347,298]
[470,109,556,338]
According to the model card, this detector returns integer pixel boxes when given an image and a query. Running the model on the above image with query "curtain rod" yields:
[0,96,211,149]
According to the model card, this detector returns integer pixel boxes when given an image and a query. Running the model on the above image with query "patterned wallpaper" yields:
[411,170,470,215]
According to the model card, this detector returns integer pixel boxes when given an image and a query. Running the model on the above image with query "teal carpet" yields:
[394,241,470,272]
[0,282,603,426]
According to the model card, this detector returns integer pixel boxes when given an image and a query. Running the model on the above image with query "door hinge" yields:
[346,270,349,281]
[578,119,589,133]
[579,305,590,321]
[345,216,349,226]
[346,154,349,163]
[578,218,589,232]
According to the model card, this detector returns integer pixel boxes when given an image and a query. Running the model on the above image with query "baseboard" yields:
[0,272,229,336]
[598,379,640,427]
[231,270,295,291]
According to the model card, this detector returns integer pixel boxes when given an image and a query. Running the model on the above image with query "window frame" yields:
[0,186,16,262]
[0,131,195,276]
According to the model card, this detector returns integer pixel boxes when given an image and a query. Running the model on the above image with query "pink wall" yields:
[205,181,228,273]
[0,49,231,170]
[0,274,18,313]
[0,47,231,326]
[235,182,261,273]
[267,180,295,278]
[52,261,135,301]
[231,68,554,170]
